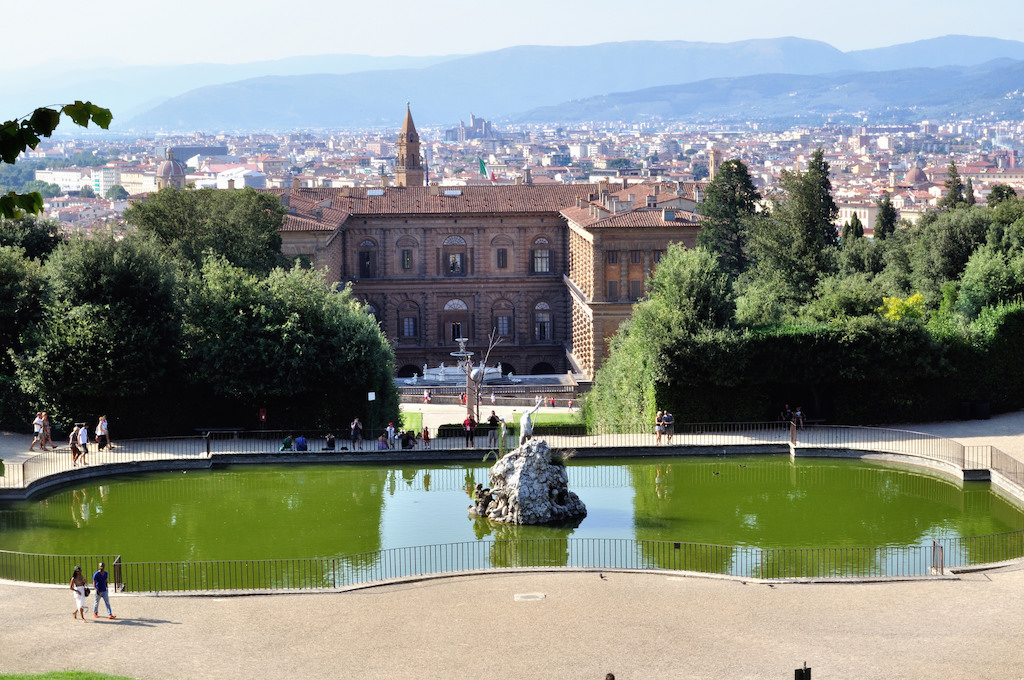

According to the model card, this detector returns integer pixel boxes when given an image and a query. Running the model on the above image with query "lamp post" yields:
[451,337,474,420]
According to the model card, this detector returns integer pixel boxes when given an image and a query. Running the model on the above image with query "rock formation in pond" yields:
[469,438,587,525]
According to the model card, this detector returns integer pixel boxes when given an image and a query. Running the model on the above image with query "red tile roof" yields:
[268,184,597,218]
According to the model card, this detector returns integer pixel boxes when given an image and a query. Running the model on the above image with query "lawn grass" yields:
[399,411,422,432]
[513,412,583,426]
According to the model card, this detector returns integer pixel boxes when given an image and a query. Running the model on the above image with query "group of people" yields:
[780,404,805,427]
[30,412,111,467]
[654,410,675,444]
[69,561,115,621]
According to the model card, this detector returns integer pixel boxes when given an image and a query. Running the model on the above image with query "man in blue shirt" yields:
[93,561,115,619]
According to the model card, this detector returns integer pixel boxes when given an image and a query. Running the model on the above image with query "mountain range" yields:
[12,35,1024,132]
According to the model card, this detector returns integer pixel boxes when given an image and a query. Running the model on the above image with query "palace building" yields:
[271,107,703,379]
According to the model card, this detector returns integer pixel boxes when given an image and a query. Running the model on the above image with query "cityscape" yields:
[8,4,1024,677]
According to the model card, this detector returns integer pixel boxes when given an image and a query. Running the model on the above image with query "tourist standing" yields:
[385,422,396,449]
[78,423,90,465]
[662,411,675,443]
[70,566,87,621]
[421,426,431,449]
[350,417,363,450]
[463,415,476,447]
[487,410,500,447]
[92,561,115,619]
[29,412,44,451]
[490,390,496,406]
[655,411,664,444]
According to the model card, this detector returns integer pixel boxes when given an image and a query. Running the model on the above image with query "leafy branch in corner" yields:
[1,102,112,218]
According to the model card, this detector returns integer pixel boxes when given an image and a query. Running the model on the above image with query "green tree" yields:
[104,185,129,200]
[874,191,898,240]
[0,245,45,427]
[910,206,991,305]
[696,158,760,276]
[13,233,183,431]
[0,102,111,218]
[183,256,399,429]
[0,214,65,260]
[585,245,735,431]
[987,184,1017,207]
[124,187,285,274]
[964,177,976,207]
[78,185,95,198]
[841,212,864,244]
[750,148,839,300]
[20,180,61,198]
[938,161,964,210]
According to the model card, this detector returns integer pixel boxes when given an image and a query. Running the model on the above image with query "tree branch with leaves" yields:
[1,102,112,218]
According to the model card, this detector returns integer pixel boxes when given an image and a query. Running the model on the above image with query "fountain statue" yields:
[469,395,586,525]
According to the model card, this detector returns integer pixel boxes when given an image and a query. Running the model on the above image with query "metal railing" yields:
[5,422,1024,588]
[8,532,1024,593]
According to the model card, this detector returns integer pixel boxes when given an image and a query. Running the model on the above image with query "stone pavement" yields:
[3,410,1024,679]
[3,566,1024,679]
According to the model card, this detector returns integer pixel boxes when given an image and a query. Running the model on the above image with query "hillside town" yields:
[18,113,1024,235]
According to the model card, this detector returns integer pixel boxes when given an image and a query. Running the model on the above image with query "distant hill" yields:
[84,34,1024,131]
[0,54,460,122]
[517,60,1024,124]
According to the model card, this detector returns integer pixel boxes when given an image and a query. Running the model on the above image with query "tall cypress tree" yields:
[874,191,898,240]
[939,161,964,210]
[696,158,760,276]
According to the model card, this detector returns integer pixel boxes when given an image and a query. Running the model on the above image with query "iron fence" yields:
[0,550,121,587]
[9,532,1024,592]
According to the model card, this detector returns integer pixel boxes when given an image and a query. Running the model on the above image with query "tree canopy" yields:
[124,187,285,274]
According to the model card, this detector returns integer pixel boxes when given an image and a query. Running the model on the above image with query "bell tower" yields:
[395,103,425,188]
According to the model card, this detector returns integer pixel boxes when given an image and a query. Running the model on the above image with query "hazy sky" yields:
[8,0,1024,71]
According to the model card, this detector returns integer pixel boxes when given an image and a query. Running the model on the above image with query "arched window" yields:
[358,239,377,278]
[491,235,513,271]
[534,301,552,341]
[442,298,470,343]
[443,235,467,276]
[530,236,552,274]
[492,299,514,339]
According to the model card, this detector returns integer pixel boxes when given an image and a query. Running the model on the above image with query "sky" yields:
[8,0,1024,72]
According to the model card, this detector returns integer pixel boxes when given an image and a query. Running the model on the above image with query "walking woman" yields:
[70,566,87,620]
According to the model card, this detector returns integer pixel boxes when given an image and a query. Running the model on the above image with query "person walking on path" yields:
[70,566,87,621]
[77,423,90,465]
[92,562,115,619]
[95,416,110,450]
[29,412,44,451]
[41,412,56,450]
[69,425,82,466]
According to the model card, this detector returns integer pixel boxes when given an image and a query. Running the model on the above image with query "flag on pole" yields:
[479,158,487,177]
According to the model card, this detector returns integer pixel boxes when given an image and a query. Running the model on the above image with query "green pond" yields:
[2,455,1023,568]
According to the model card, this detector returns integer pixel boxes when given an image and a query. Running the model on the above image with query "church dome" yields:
[157,157,187,181]
[905,167,926,184]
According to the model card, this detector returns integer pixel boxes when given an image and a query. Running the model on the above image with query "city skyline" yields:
[7,0,1024,73]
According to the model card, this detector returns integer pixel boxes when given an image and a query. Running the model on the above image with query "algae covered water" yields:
[1,455,1022,563]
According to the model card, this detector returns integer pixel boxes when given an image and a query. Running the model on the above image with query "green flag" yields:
[479,158,487,176]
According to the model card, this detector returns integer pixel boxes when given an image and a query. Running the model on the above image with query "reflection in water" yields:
[1,457,1022,577]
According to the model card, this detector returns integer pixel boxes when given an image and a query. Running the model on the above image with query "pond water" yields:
[3,455,1022,564]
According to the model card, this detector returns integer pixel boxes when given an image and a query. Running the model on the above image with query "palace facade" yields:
[271,108,703,379]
